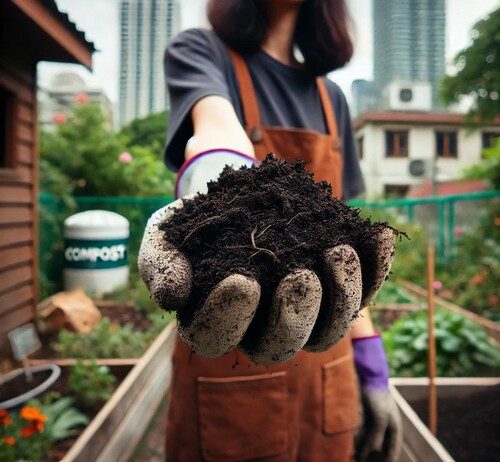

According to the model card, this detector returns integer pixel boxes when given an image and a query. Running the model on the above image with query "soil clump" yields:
[160,155,397,335]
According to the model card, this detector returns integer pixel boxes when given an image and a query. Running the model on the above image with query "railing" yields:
[349,190,500,262]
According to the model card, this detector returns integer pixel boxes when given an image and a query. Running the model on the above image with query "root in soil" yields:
[160,155,398,337]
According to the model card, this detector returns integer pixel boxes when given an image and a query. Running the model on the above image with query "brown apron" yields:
[165,50,359,462]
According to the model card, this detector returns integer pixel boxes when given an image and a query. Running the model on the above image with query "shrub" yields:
[383,309,500,377]
[69,360,116,409]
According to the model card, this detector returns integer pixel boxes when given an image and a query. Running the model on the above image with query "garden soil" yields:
[160,155,398,339]
[410,385,500,462]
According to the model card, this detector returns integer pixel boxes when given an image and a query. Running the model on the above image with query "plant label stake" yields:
[7,323,42,382]
[426,246,437,435]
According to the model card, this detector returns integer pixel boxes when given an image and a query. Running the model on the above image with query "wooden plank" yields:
[0,166,33,184]
[16,143,33,165]
[0,303,33,335]
[0,68,34,104]
[31,97,39,318]
[28,358,139,367]
[0,227,33,249]
[390,384,455,462]
[0,284,34,316]
[63,323,176,462]
[371,303,424,311]
[16,122,33,143]
[16,103,34,125]
[0,245,32,271]
[0,60,34,87]
[0,206,31,225]
[0,265,33,294]
[397,278,500,343]
[0,186,32,204]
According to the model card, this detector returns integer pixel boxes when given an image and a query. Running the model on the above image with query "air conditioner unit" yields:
[382,81,432,112]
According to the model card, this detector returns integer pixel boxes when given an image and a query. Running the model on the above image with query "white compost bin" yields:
[64,210,129,293]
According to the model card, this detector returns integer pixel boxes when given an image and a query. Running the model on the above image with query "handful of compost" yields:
[139,154,396,364]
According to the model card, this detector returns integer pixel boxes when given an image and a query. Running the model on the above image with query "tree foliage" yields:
[40,103,174,197]
[461,138,500,189]
[118,110,169,151]
[440,7,500,124]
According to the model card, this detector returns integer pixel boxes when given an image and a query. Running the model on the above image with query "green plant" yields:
[52,312,174,359]
[0,393,88,462]
[382,309,500,377]
[69,360,116,409]
[40,103,174,198]
[438,199,500,320]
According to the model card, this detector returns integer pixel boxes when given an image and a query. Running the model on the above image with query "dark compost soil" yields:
[410,385,500,462]
[0,369,53,403]
[160,155,398,338]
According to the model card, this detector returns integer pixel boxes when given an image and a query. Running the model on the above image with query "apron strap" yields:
[316,77,340,143]
[227,48,341,146]
[227,48,262,134]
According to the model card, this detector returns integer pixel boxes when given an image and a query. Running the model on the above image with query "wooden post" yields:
[427,246,437,435]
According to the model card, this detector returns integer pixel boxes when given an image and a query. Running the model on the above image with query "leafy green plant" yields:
[40,103,174,198]
[382,309,500,377]
[438,199,500,320]
[52,312,174,359]
[69,360,116,409]
[0,393,88,462]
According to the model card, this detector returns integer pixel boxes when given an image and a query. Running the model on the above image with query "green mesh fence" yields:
[39,191,499,299]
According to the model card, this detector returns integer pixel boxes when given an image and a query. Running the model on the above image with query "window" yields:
[482,132,499,149]
[436,131,457,158]
[385,131,408,158]
[384,184,409,198]
[357,136,363,160]
[0,86,14,169]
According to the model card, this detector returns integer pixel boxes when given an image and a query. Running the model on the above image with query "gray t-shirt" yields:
[164,28,365,200]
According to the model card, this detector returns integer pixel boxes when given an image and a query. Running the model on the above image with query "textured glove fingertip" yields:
[178,274,260,358]
[361,228,396,307]
[239,269,322,364]
[305,245,362,352]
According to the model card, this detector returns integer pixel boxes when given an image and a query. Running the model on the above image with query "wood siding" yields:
[0,50,38,355]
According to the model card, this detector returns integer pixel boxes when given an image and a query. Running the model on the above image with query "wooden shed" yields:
[0,0,94,354]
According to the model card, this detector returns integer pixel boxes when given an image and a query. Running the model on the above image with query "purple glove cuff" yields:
[352,334,389,391]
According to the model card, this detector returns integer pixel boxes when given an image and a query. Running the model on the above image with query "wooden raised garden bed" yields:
[59,321,175,462]
[391,377,500,462]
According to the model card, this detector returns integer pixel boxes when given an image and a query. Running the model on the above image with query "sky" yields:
[38,0,499,108]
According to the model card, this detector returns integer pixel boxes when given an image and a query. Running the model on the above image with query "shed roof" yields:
[4,0,95,69]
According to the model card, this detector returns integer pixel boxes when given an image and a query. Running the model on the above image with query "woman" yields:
[154,0,401,460]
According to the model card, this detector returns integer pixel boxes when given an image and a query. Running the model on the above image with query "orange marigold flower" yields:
[0,410,12,426]
[470,273,487,286]
[20,407,47,423]
[20,422,38,438]
[2,436,16,445]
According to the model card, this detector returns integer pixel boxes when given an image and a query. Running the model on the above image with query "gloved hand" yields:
[353,334,402,462]
[139,149,396,364]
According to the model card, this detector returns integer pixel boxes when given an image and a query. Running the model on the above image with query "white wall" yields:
[358,122,495,200]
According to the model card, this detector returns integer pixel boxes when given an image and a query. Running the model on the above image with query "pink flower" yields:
[52,113,67,125]
[439,289,453,298]
[453,226,463,237]
[432,280,442,290]
[118,152,133,163]
[75,92,89,104]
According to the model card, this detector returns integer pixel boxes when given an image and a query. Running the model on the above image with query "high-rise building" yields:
[119,0,180,126]
[373,0,445,110]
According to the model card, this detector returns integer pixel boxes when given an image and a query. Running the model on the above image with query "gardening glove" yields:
[353,334,402,462]
[139,150,396,364]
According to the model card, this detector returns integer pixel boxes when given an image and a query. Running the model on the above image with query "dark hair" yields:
[207,0,353,75]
